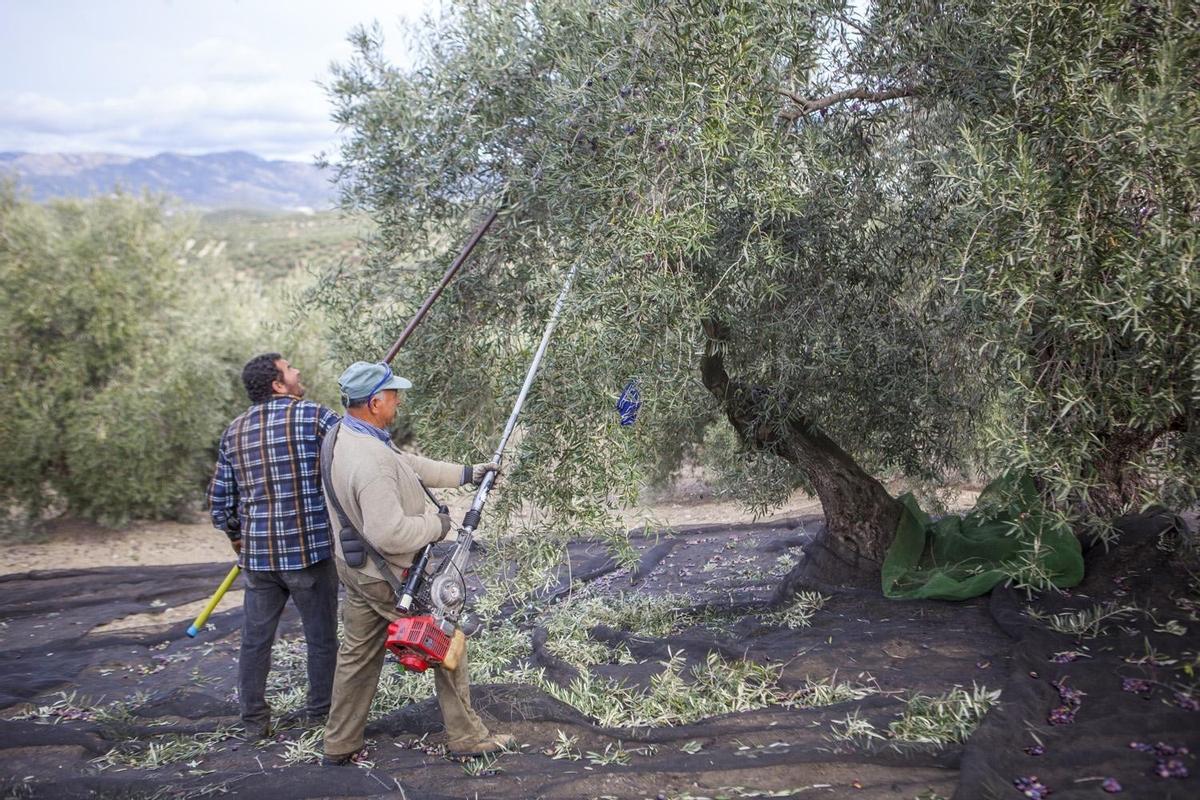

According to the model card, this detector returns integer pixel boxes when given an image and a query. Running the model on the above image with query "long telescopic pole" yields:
[411,262,580,621]
[382,208,499,364]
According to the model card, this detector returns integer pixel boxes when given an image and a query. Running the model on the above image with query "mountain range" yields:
[0,150,337,211]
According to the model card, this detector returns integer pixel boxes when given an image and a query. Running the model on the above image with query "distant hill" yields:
[0,150,337,211]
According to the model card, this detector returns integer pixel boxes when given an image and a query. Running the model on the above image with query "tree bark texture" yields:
[700,320,900,578]
[1084,425,1175,518]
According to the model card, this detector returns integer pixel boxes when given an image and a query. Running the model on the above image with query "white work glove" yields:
[469,462,500,485]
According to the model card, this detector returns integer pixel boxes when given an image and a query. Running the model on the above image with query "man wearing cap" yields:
[207,353,341,738]
[321,361,511,765]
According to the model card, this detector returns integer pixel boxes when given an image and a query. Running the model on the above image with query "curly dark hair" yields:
[242,353,283,403]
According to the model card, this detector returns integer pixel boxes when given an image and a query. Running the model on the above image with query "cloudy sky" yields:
[0,0,435,161]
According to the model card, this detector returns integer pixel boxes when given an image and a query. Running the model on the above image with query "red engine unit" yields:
[386,615,450,672]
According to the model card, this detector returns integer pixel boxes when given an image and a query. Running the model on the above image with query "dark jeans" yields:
[239,558,338,731]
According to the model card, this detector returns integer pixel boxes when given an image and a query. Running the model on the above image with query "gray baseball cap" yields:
[338,361,412,406]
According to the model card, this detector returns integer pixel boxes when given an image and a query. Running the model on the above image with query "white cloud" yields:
[0,0,434,160]
[181,37,286,82]
[0,77,337,160]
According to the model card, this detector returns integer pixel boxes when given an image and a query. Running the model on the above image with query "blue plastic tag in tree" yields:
[616,379,641,426]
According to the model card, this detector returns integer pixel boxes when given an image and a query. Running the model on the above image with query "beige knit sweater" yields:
[324,424,464,581]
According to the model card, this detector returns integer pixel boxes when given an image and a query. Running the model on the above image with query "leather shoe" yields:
[280,709,328,728]
[322,746,369,767]
[446,733,516,758]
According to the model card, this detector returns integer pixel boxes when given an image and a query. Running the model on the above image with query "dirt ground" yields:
[1,492,831,578]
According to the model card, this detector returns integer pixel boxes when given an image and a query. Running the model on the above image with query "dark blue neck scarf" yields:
[342,414,391,444]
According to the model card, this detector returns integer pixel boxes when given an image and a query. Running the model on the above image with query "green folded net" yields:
[882,473,1084,600]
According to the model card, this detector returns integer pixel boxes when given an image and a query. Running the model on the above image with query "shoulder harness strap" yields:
[320,421,408,596]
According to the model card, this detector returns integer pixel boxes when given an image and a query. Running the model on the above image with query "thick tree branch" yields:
[699,318,900,570]
[779,85,919,121]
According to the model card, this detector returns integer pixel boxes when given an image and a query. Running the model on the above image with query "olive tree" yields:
[939,0,1199,521]
[802,0,1199,530]
[323,0,1196,591]
[321,0,989,586]
[0,188,193,524]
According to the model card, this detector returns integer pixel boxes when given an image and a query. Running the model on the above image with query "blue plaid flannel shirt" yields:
[208,396,341,571]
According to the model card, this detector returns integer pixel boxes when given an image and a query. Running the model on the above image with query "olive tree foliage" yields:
[0,187,335,530]
[939,0,1199,522]
[320,0,991,588]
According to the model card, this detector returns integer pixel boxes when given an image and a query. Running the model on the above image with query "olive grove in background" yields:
[0,186,341,529]
[319,0,1197,591]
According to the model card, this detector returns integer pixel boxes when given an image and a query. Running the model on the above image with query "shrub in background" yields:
[0,187,339,530]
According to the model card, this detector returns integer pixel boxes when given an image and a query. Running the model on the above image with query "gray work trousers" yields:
[239,558,339,731]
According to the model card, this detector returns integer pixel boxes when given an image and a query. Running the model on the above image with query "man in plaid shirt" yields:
[208,353,341,737]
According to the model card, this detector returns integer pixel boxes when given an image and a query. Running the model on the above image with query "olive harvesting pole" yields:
[382,208,499,364]
[404,261,581,619]
[186,564,241,637]
[385,260,580,672]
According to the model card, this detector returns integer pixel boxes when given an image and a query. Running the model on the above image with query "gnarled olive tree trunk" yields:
[1085,417,1189,518]
[700,320,900,583]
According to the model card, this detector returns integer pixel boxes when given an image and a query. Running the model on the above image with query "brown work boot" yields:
[240,719,272,740]
[322,746,370,767]
[446,733,516,758]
